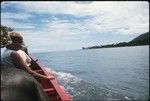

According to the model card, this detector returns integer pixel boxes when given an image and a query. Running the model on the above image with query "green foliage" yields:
[1,25,13,48]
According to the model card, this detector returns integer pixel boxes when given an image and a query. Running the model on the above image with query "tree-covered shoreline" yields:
[82,32,149,50]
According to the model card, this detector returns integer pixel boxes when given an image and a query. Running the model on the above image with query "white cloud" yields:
[1,12,35,29]
[1,12,32,20]
[2,1,149,35]
[1,1,149,52]
[14,18,92,52]
[1,19,35,29]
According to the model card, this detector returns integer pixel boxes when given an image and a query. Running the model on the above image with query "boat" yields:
[29,56,70,101]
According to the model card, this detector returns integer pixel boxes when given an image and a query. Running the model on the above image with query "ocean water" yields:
[32,46,149,100]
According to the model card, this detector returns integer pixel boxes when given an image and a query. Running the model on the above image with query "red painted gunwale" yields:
[29,55,70,101]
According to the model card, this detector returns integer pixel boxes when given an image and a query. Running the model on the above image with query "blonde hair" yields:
[8,32,23,44]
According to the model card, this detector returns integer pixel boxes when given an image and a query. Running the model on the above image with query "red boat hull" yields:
[30,56,70,101]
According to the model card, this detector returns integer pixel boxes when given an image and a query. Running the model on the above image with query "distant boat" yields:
[30,56,70,101]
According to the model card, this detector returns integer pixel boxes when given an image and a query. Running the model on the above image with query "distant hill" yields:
[128,32,149,45]
[82,32,149,49]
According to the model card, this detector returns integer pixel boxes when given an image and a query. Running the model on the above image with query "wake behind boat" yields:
[30,55,70,101]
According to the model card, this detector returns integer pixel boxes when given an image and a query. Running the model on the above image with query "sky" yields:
[1,1,149,53]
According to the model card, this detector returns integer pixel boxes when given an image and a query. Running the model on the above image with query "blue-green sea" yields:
[32,46,149,100]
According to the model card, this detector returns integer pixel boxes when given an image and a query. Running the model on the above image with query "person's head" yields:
[6,32,23,50]
[9,32,23,44]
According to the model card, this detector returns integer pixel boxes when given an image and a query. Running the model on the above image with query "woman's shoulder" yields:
[10,50,19,56]
[17,49,25,53]
[17,50,27,56]
[10,50,22,60]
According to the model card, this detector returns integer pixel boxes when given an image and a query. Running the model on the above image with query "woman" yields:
[1,32,54,80]
[17,49,31,67]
